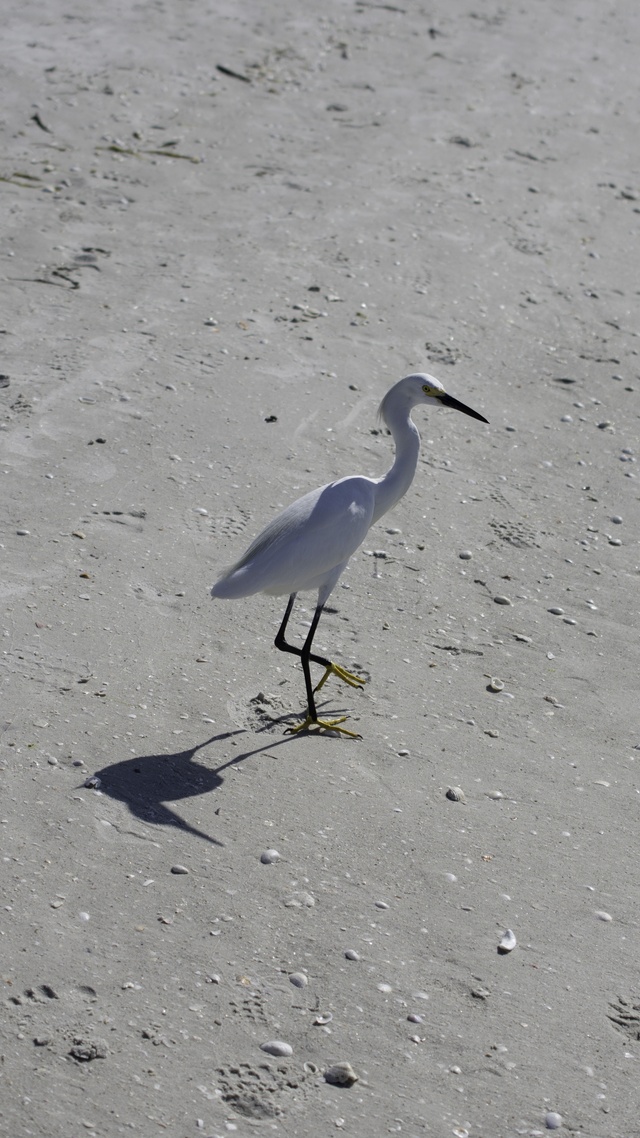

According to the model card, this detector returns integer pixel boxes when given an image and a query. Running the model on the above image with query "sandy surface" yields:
[2,1,640,1135]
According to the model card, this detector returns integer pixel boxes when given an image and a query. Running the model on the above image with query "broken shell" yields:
[324,1061,359,1087]
[313,1012,333,1025]
[497,929,517,954]
[487,677,504,692]
[446,786,465,802]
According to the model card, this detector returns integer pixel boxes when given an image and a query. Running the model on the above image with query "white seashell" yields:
[260,849,281,864]
[487,677,504,692]
[260,1040,293,1057]
[446,786,465,802]
[324,1061,359,1087]
[497,928,517,954]
[595,910,613,922]
[313,1012,333,1025]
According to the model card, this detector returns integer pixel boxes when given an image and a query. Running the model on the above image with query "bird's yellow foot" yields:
[285,713,362,739]
[314,661,366,695]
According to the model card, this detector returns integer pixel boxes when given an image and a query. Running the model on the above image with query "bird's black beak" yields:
[440,393,489,423]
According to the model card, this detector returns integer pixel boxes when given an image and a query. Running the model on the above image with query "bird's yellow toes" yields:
[285,714,361,739]
[314,662,366,694]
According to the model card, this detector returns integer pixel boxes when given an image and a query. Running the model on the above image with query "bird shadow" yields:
[92,718,320,847]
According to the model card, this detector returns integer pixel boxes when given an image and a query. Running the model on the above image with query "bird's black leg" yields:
[284,603,361,739]
[274,593,331,668]
[299,603,326,721]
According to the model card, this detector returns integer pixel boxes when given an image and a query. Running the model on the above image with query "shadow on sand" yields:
[93,724,301,846]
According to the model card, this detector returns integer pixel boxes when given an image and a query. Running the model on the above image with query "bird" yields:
[211,373,488,737]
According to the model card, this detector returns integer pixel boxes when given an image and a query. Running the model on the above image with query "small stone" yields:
[608,537,621,546]
[407,1013,423,1023]
[595,910,613,922]
[446,786,465,802]
[260,849,281,864]
[611,515,623,524]
[459,550,473,560]
[545,1112,563,1130]
[84,775,101,789]
[374,900,389,909]
[260,1040,293,1057]
[344,949,360,961]
[548,606,564,615]
[289,972,308,988]
[493,595,512,605]
[170,864,189,875]
[16,529,30,536]
[498,929,517,954]
[71,531,86,539]
[324,1062,359,1087]
[68,1037,107,1062]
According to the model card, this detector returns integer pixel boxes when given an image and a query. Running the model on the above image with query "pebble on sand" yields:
[545,1111,563,1129]
[324,1061,359,1087]
[289,972,308,988]
[446,786,465,802]
[260,1040,293,1057]
[344,949,360,961]
[260,849,281,864]
[170,864,189,875]
[497,929,517,954]
[494,595,512,605]
[595,910,613,922]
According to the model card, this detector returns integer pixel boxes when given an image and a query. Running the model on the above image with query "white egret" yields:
[211,373,488,737]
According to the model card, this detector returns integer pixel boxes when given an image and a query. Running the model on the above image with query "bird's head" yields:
[380,373,489,424]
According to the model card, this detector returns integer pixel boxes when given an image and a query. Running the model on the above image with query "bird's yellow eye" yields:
[422,384,437,396]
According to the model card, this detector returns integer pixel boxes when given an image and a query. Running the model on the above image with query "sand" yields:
[2,1,639,1134]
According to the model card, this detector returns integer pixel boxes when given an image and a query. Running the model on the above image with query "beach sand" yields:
[2,1,639,1134]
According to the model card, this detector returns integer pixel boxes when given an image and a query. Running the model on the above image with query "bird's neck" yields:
[371,405,420,526]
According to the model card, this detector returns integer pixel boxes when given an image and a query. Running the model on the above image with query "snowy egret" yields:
[211,373,488,737]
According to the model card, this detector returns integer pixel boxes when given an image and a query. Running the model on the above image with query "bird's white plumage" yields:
[211,475,374,600]
[211,373,487,607]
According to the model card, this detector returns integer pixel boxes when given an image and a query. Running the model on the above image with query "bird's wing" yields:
[212,477,375,597]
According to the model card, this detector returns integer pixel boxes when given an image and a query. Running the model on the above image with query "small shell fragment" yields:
[324,1061,359,1087]
[260,849,281,864]
[446,786,465,802]
[344,949,360,961]
[260,1040,293,1057]
[497,929,517,954]
[170,864,189,875]
[595,910,613,922]
[487,677,504,692]
[493,595,512,606]
[313,1012,333,1025]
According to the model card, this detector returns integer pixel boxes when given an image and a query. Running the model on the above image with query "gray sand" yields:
[2,1,639,1134]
